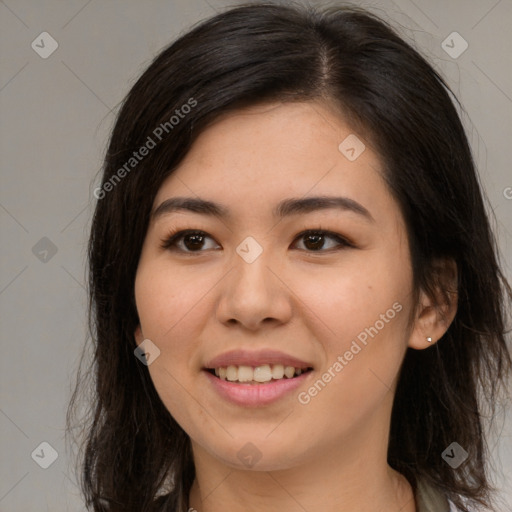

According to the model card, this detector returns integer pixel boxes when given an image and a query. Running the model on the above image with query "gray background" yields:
[1,0,511,510]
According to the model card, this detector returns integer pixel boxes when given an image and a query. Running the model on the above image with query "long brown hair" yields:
[67,3,512,511]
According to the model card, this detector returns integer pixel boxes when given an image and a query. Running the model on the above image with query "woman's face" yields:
[134,101,418,471]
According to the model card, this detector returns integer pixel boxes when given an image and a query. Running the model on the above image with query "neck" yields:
[187,397,415,512]
[189,458,414,512]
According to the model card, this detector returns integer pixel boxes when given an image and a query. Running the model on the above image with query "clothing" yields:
[416,478,459,511]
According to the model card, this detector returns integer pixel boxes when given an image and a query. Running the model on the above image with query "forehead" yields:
[173,101,361,177]
[152,101,392,222]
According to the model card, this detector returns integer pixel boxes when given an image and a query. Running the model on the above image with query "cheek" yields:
[134,261,219,428]
[135,259,218,342]
[134,261,213,400]
[291,247,412,342]
[290,248,412,407]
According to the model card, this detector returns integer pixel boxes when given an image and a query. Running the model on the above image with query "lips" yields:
[203,348,314,371]
[203,366,313,406]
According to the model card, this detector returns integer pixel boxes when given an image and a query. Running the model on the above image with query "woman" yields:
[67,3,512,511]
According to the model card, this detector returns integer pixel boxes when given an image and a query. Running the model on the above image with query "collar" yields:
[416,478,451,512]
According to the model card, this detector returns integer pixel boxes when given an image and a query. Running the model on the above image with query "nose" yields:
[215,250,293,331]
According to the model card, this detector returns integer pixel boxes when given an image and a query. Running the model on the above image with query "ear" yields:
[408,257,458,350]
[134,324,144,345]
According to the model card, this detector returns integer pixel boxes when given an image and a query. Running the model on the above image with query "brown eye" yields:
[183,233,206,250]
[303,233,325,250]
[161,230,221,252]
[293,230,352,252]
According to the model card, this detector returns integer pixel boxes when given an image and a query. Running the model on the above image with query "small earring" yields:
[427,337,433,343]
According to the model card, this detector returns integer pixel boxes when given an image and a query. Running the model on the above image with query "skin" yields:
[134,101,457,512]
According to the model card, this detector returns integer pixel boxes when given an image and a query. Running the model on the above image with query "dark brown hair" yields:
[67,2,512,511]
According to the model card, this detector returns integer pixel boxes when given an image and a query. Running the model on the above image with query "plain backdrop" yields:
[1,0,511,510]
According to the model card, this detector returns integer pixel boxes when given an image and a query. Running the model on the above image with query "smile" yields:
[203,366,313,407]
[207,364,313,383]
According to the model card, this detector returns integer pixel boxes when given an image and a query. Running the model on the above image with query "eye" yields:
[161,230,220,252]
[161,228,353,254]
[292,230,353,252]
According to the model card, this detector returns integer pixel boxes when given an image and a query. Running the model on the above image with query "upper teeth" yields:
[213,364,306,383]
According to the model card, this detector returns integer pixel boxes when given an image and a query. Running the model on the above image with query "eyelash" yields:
[159,227,355,254]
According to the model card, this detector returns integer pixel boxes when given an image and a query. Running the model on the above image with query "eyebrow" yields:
[152,195,374,222]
